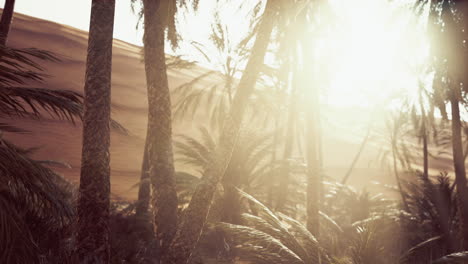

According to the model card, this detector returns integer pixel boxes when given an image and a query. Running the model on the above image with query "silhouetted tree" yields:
[166,1,279,262]
[75,0,115,263]
[0,0,15,45]
[429,0,468,249]
[141,0,179,260]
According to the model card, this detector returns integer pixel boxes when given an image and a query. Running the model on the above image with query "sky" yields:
[4,0,430,110]
[5,0,257,69]
[7,0,143,45]
[6,1,251,48]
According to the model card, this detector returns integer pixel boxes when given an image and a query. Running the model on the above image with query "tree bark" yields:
[165,1,278,263]
[75,0,115,263]
[450,93,468,249]
[135,129,151,218]
[0,0,15,46]
[142,0,179,259]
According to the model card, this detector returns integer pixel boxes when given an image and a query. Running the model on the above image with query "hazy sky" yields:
[6,0,144,45]
[5,1,250,46]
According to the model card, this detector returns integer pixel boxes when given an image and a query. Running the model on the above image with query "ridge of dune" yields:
[2,11,211,200]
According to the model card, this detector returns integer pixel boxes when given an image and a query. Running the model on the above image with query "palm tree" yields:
[428,0,468,249]
[0,0,15,46]
[0,43,81,264]
[0,139,76,263]
[173,14,282,224]
[134,55,196,218]
[75,1,115,263]
[140,0,180,258]
[0,47,82,127]
[172,12,254,128]
[166,1,279,262]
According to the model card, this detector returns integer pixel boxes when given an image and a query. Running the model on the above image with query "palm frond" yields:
[0,138,75,263]
[0,86,82,121]
[432,252,468,264]
[211,222,305,264]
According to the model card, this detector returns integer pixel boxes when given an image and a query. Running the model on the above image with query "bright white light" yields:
[316,0,430,108]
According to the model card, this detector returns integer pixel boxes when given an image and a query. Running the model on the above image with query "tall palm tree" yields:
[75,1,115,263]
[135,56,197,218]
[166,0,279,262]
[141,0,179,258]
[0,0,15,46]
[428,0,468,249]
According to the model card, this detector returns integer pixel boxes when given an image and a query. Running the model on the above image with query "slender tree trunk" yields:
[422,123,429,179]
[275,72,296,212]
[300,34,321,236]
[391,140,409,212]
[450,94,468,249]
[0,0,15,46]
[135,129,151,218]
[221,170,243,224]
[341,123,371,184]
[304,82,320,236]
[266,109,280,208]
[75,1,115,263]
[419,92,429,179]
[165,1,277,263]
[142,0,178,259]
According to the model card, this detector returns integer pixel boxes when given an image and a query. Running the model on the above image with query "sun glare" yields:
[313,0,431,109]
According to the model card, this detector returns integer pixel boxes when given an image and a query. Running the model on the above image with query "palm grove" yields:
[3,0,468,263]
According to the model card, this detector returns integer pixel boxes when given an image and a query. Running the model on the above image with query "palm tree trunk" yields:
[391,140,410,212]
[300,33,321,236]
[275,73,296,212]
[305,83,320,236]
[341,123,371,184]
[142,0,178,259]
[221,170,243,224]
[135,129,150,218]
[0,0,15,46]
[266,109,280,208]
[422,124,429,178]
[165,1,278,263]
[450,94,468,249]
[75,1,115,263]
[419,92,429,179]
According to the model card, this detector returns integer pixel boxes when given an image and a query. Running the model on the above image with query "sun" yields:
[311,0,431,109]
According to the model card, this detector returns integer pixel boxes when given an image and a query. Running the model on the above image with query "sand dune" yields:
[3,12,207,199]
[3,11,454,199]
